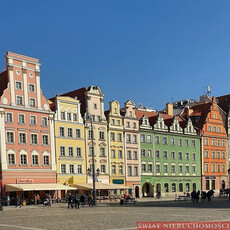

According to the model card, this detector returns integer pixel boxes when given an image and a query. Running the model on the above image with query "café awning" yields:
[73,182,131,191]
[5,183,77,192]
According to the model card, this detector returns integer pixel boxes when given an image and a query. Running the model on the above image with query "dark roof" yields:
[0,70,8,97]
[217,94,230,113]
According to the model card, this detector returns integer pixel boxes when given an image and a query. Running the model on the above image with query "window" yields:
[32,155,38,165]
[101,165,105,174]
[77,165,82,174]
[164,183,169,192]
[97,116,100,122]
[163,151,168,159]
[208,125,211,132]
[73,114,77,121]
[67,113,71,121]
[20,154,27,165]
[205,164,209,172]
[192,140,196,147]
[171,165,175,173]
[30,116,36,125]
[31,134,38,144]
[206,180,210,190]
[218,127,222,133]
[205,151,209,158]
[172,183,176,192]
[155,136,160,144]
[148,164,152,172]
[217,139,220,146]
[212,151,215,158]
[179,183,183,192]
[171,152,175,159]
[117,133,122,142]
[7,132,14,143]
[29,98,36,107]
[111,133,115,141]
[164,165,168,173]
[179,165,182,173]
[43,155,49,165]
[192,166,196,174]
[119,166,123,174]
[69,165,74,174]
[111,119,115,125]
[133,135,137,143]
[118,150,122,159]
[185,153,189,160]
[16,96,23,105]
[185,140,189,147]
[8,154,15,164]
[117,120,120,126]
[213,113,216,119]
[212,164,215,172]
[171,138,175,145]
[155,150,160,158]
[146,135,151,143]
[29,84,35,92]
[59,127,65,137]
[222,152,225,159]
[134,167,138,176]
[6,113,13,123]
[68,147,73,157]
[94,103,97,109]
[16,81,22,89]
[213,126,217,132]
[61,164,66,174]
[111,150,115,158]
[18,114,25,124]
[211,139,215,146]
[88,130,93,139]
[76,147,81,157]
[126,122,130,128]
[60,146,65,156]
[163,137,167,145]
[126,134,131,143]
[76,129,81,138]
[217,164,220,172]
[222,164,226,173]
[19,133,26,144]
[205,138,208,145]
[186,183,190,192]
[147,150,152,157]
[142,164,146,172]
[222,140,225,147]
[61,112,65,120]
[156,165,160,173]
[133,151,138,160]
[132,123,136,128]
[217,152,220,159]
[42,117,48,126]
[141,134,145,142]
[127,151,132,159]
[89,147,93,155]
[128,166,132,176]
[99,132,104,140]
[185,166,189,173]
[112,165,116,174]
[192,153,196,161]
[178,152,182,160]
[178,139,182,146]
[68,128,73,138]
[100,148,105,156]
[141,149,145,157]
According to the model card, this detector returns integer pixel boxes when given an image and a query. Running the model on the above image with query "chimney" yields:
[166,103,173,116]
[185,105,193,117]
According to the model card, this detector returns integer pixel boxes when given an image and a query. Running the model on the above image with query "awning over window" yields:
[73,183,131,190]
[5,183,77,192]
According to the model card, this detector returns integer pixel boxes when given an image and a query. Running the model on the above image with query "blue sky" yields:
[1,0,230,111]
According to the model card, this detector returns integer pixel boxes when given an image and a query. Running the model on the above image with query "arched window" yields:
[172,183,176,192]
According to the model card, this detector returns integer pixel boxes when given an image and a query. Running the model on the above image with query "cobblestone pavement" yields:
[1,198,230,230]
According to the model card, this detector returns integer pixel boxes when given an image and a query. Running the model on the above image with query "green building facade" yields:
[140,113,201,197]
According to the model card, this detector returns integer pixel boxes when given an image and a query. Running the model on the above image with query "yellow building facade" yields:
[106,101,126,189]
[49,96,86,197]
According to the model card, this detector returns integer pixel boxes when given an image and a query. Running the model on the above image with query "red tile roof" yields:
[135,109,158,119]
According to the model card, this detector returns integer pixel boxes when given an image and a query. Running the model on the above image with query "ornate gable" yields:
[140,115,151,129]
[184,118,197,135]
[170,116,183,133]
[154,114,168,131]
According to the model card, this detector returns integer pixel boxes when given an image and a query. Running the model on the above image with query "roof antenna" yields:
[207,85,211,96]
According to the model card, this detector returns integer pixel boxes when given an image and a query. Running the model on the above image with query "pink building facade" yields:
[0,52,56,198]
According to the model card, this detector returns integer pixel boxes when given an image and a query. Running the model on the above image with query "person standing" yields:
[16,196,21,208]
[6,195,10,206]
[67,193,73,209]
[74,194,80,209]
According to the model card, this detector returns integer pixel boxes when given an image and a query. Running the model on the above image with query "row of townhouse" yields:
[0,51,229,201]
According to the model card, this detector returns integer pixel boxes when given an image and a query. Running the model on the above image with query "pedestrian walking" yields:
[6,195,10,206]
[67,193,73,209]
[88,195,92,206]
[74,194,80,209]
[16,196,22,208]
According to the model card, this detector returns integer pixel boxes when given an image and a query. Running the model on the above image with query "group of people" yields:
[67,193,93,209]
[191,189,215,202]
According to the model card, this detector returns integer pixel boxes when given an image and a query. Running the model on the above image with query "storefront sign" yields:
[16,179,33,184]
[113,179,124,184]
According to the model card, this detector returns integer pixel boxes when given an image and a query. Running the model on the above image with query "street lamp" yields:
[88,114,96,206]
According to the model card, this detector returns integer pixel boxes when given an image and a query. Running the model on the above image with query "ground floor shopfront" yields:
[141,176,201,197]
[202,175,228,192]
[125,181,141,198]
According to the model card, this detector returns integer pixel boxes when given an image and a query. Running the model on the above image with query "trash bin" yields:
[0,203,3,211]
[22,200,26,206]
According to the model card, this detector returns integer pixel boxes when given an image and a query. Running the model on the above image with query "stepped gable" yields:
[0,70,8,97]
[217,94,230,113]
